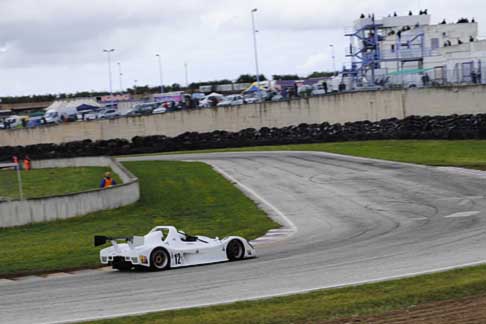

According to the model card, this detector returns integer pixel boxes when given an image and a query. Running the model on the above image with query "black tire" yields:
[150,248,171,271]
[226,239,245,261]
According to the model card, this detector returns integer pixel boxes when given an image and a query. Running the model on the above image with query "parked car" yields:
[152,107,167,114]
[4,115,23,128]
[27,116,44,128]
[243,95,261,104]
[199,93,224,108]
[85,110,100,120]
[217,95,245,107]
[128,102,161,116]
[271,94,285,102]
[98,109,120,119]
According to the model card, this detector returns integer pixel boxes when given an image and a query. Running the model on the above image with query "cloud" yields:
[0,0,485,95]
[298,52,330,71]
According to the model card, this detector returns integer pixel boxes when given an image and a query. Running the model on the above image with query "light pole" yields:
[117,62,123,92]
[156,54,164,94]
[103,48,115,107]
[329,44,336,74]
[251,8,261,86]
[184,62,189,88]
[134,79,138,95]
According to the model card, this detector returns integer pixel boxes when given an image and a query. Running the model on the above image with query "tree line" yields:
[1,71,333,104]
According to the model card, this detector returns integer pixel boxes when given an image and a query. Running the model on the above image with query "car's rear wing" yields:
[94,235,144,247]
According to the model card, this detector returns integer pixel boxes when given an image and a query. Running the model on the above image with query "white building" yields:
[347,12,485,87]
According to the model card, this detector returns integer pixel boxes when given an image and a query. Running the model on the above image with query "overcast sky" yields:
[0,0,485,96]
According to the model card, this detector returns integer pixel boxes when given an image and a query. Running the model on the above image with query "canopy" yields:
[207,92,224,97]
[76,104,99,112]
[387,68,434,76]
[242,82,266,94]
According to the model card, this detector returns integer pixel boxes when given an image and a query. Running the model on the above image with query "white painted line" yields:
[13,275,42,283]
[444,211,481,218]
[262,232,288,237]
[251,238,274,242]
[0,279,14,285]
[211,165,297,232]
[44,272,73,279]
[437,167,486,178]
[267,229,295,233]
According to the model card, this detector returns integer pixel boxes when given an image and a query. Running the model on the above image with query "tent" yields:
[242,82,266,94]
[76,104,99,112]
[207,92,224,98]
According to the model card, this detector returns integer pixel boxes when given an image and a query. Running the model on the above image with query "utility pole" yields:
[330,44,336,74]
[103,49,115,107]
[156,54,164,94]
[117,62,123,92]
[184,62,189,88]
[251,8,261,86]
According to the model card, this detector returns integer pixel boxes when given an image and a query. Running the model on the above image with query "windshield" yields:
[45,112,58,118]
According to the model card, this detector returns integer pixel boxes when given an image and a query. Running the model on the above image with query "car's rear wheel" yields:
[150,248,170,271]
[226,239,245,261]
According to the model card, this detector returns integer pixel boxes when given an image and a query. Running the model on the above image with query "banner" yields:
[152,91,184,103]
[100,94,132,102]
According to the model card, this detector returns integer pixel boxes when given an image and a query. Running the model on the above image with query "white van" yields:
[44,105,78,123]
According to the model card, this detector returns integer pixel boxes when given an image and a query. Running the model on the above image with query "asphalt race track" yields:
[2,151,486,324]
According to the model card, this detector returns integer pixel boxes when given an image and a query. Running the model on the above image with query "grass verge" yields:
[0,161,277,277]
[0,167,119,199]
[91,264,486,324]
[121,139,486,168]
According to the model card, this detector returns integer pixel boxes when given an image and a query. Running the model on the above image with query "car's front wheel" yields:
[226,239,245,261]
[150,248,171,271]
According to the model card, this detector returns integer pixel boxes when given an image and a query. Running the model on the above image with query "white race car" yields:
[94,226,256,271]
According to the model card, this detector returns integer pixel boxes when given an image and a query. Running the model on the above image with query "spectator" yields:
[393,12,397,17]
[408,10,413,16]
[23,155,31,171]
[441,19,447,24]
[12,155,19,170]
[21,118,27,128]
[99,172,116,188]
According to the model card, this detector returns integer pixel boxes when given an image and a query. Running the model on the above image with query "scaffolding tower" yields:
[345,15,426,87]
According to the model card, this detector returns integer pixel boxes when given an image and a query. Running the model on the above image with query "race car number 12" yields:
[174,253,182,265]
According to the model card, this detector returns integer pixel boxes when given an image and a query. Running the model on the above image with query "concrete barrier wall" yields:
[2,85,486,147]
[0,157,140,228]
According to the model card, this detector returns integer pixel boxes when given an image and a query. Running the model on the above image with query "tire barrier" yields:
[1,113,486,161]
